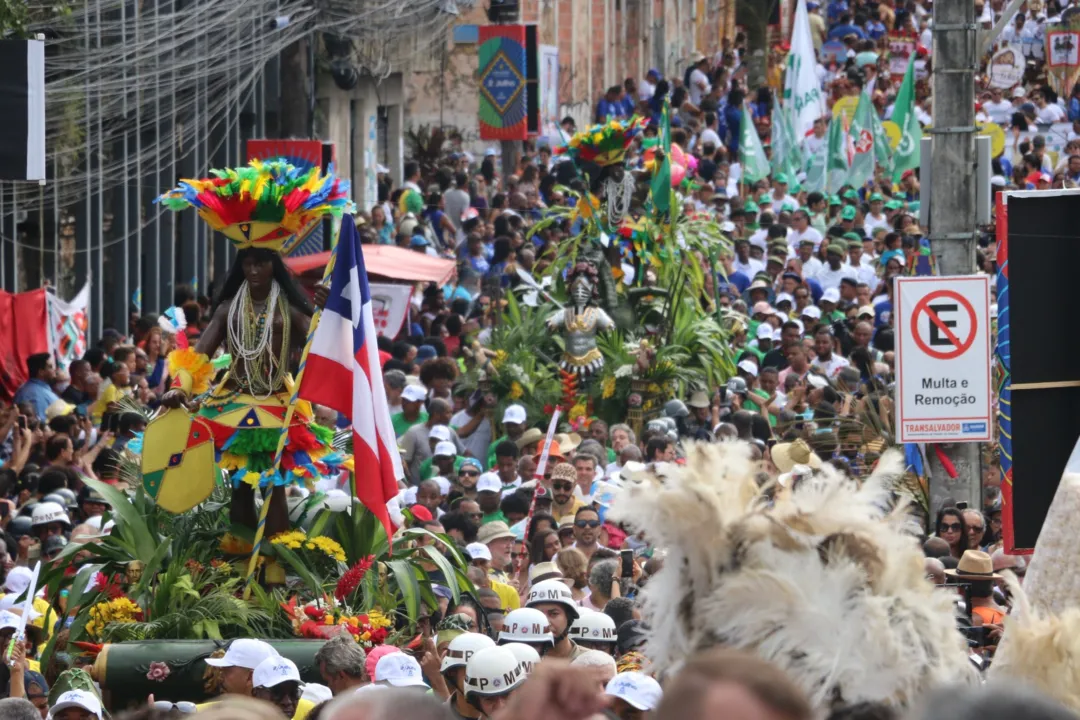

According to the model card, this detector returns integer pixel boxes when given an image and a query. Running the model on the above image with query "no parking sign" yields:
[895,276,993,443]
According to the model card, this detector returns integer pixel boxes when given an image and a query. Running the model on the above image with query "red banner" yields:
[478,25,529,141]
[0,289,49,402]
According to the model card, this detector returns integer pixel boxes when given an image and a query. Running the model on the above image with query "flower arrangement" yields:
[305,536,346,563]
[280,596,392,648]
[270,530,307,550]
[85,597,143,640]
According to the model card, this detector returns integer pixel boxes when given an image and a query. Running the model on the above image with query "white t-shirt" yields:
[812,353,851,378]
[863,212,890,235]
[638,79,656,101]
[699,127,723,150]
[1037,102,1066,123]
[800,256,824,280]
[733,257,765,277]
[689,68,711,106]
[790,226,824,252]
[449,410,493,462]
[803,133,826,157]
[815,263,858,291]
[983,99,1014,126]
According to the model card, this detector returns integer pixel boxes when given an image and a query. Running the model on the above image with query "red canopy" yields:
[285,246,457,285]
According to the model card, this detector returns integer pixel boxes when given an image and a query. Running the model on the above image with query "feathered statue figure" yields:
[609,441,974,716]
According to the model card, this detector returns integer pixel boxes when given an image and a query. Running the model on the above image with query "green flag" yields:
[847,91,875,190]
[771,102,804,181]
[740,101,770,184]
[803,130,828,193]
[650,99,672,217]
[826,115,848,193]
[891,54,922,183]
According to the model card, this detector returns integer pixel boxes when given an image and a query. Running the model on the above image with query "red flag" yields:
[0,289,49,402]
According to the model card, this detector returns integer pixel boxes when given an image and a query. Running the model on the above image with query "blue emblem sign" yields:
[481,52,523,114]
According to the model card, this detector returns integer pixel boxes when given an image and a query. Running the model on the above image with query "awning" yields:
[285,246,457,285]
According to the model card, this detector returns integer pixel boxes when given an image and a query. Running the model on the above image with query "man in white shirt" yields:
[789,209,824,253]
[450,391,494,462]
[700,112,724,151]
[770,173,799,209]
[639,69,660,101]
[688,52,711,106]
[732,238,765,277]
[983,87,1014,126]
[802,117,827,157]
[863,193,890,234]
[1033,90,1066,123]
[811,326,851,378]
[815,240,857,291]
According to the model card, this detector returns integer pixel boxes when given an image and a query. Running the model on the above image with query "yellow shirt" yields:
[91,381,131,424]
[490,580,521,612]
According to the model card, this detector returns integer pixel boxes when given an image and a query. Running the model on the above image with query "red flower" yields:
[303,606,327,621]
[334,556,375,603]
[298,620,322,638]
[543,404,555,416]
[369,627,388,644]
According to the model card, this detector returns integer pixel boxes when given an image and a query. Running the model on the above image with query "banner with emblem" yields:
[478,24,529,141]
[47,281,89,371]
[368,283,413,339]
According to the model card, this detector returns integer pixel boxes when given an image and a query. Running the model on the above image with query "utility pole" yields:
[927,0,981,511]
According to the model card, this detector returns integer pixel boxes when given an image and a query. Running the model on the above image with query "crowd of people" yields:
[0,0,1073,716]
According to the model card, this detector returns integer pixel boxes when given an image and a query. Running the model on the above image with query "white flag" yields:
[784,0,826,139]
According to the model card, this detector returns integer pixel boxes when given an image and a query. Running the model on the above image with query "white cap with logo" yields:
[465,542,493,561]
[205,639,278,669]
[502,404,527,424]
[605,671,663,711]
[253,656,302,689]
[375,652,428,687]
[50,690,103,720]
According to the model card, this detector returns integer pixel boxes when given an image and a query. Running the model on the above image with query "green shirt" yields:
[486,434,509,470]
[481,510,507,525]
[392,410,428,439]
[743,389,777,427]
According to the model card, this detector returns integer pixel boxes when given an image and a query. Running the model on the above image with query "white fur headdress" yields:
[609,441,974,715]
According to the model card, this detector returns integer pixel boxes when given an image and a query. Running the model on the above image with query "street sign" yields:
[895,276,993,443]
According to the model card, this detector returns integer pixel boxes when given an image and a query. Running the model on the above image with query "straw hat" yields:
[945,550,1002,581]
[553,432,582,453]
[771,439,823,473]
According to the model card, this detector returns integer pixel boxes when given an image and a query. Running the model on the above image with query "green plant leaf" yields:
[274,545,325,598]
[386,559,420,622]
[82,476,155,558]
[134,535,173,596]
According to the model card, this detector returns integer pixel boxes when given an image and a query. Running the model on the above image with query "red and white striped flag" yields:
[298,215,403,539]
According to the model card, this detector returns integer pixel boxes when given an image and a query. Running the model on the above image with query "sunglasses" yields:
[968,526,985,533]
[941,522,963,532]
[575,519,601,529]
[153,701,197,714]
[460,470,480,477]
[552,482,574,491]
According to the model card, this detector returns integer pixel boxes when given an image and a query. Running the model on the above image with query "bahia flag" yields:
[846,91,876,190]
[299,214,404,540]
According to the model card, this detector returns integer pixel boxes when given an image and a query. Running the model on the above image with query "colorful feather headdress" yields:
[156,159,350,256]
[556,116,648,167]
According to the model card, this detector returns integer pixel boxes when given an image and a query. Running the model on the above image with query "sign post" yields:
[895,276,993,443]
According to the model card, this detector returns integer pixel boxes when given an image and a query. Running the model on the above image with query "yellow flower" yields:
[304,536,347,562]
[509,382,524,400]
[601,376,616,399]
[86,597,141,640]
[592,133,603,143]
[647,383,661,394]
[368,609,393,629]
[362,631,372,641]
[270,530,308,549]
[241,471,261,489]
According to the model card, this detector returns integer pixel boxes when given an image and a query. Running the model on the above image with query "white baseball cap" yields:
[605,672,662,711]
[502,405,527,424]
[432,476,452,495]
[756,325,773,340]
[429,425,452,443]
[821,287,840,304]
[205,639,278,669]
[434,441,457,458]
[477,472,502,494]
[0,610,20,631]
[51,691,102,719]
[466,542,493,561]
[253,656,302,689]
[401,385,427,403]
[737,359,759,377]
[776,292,794,305]
[375,653,428,687]
[801,305,822,319]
